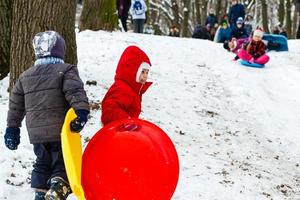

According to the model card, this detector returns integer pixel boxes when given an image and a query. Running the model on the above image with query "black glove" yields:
[70,109,89,133]
[253,53,260,59]
[4,127,20,150]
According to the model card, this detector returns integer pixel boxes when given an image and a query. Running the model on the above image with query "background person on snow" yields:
[130,0,147,33]
[101,46,152,126]
[192,24,212,40]
[231,17,248,39]
[205,8,219,31]
[217,20,232,43]
[117,0,131,32]
[4,31,90,200]
[244,14,255,36]
[228,0,245,28]
[237,29,270,65]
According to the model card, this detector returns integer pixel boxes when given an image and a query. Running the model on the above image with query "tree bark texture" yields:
[286,0,292,38]
[194,0,201,24]
[9,0,77,89]
[182,0,191,37]
[0,0,12,80]
[261,0,270,33]
[80,0,117,31]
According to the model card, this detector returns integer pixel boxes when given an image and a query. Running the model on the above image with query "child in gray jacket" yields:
[4,31,89,200]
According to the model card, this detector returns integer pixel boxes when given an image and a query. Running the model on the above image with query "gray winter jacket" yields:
[7,63,89,144]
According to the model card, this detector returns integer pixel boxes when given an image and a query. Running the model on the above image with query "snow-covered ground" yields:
[1,31,300,200]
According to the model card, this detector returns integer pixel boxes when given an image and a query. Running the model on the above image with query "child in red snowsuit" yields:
[237,29,270,65]
[101,46,152,125]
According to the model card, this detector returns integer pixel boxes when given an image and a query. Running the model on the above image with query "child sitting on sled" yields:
[237,28,270,65]
[101,45,152,126]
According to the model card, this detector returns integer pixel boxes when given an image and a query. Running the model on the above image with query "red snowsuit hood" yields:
[114,45,152,95]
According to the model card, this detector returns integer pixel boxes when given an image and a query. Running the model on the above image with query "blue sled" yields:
[263,34,288,51]
[238,60,265,68]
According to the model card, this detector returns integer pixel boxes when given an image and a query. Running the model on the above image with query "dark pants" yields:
[120,14,128,32]
[31,142,68,190]
[133,19,145,33]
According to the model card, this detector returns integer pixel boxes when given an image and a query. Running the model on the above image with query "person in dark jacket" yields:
[205,8,219,30]
[4,31,90,200]
[228,0,245,27]
[192,24,211,40]
[117,0,131,32]
[244,14,254,35]
[232,17,248,39]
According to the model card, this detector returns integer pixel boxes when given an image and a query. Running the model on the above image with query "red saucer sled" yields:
[82,119,180,200]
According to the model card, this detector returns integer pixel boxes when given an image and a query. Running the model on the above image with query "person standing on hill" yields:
[231,17,248,39]
[130,0,147,33]
[117,0,131,32]
[228,0,245,28]
[205,8,219,30]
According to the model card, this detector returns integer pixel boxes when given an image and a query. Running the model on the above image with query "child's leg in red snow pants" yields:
[253,54,270,65]
[237,49,252,61]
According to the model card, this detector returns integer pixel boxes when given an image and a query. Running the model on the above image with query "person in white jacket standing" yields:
[130,0,147,33]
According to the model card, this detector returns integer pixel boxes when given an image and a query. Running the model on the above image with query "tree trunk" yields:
[215,0,222,21]
[297,21,300,38]
[279,0,285,26]
[171,0,180,28]
[195,0,201,24]
[80,0,117,31]
[293,0,300,38]
[297,0,300,39]
[200,0,208,25]
[9,0,77,89]
[182,0,191,37]
[0,0,12,80]
[286,0,292,38]
[261,0,269,33]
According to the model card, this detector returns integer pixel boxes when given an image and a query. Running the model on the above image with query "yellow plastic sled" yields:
[61,108,85,200]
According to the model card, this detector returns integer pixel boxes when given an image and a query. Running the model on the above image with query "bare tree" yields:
[0,0,12,80]
[172,0,180,28]
[286,0,292,38]
[200,0,209,25]
[215,0,222,20]
[292,0,300,38]
[182,0,191,37]
[297,0,300,38]
[195,0,201,24]
[9,0,77,89]
[261,0,270,33]
[279,0,285,25]
[80,0,118,31]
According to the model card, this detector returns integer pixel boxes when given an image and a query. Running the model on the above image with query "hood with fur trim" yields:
[115,45,152,95]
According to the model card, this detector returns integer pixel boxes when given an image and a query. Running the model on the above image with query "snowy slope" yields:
[1,31,300,200]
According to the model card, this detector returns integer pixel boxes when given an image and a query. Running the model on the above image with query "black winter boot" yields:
[44,177,71,200]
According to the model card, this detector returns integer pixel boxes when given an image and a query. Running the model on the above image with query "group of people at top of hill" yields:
[191,0,290,66]
[191,0,287,42]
